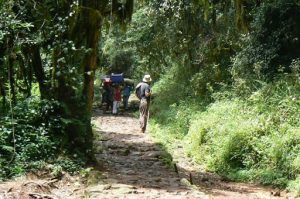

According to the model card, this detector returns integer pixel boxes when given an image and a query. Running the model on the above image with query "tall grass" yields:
[150,72,300,189]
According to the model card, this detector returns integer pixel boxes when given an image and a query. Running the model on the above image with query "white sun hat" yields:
[142,74,152,83]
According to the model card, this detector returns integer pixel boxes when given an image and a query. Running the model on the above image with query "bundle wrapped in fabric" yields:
[100,75,110,81]
[124,78,134,85]
[111,73,124,83]
[103,77,111,83]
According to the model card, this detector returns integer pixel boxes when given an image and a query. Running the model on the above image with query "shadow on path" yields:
[89,109,285,199]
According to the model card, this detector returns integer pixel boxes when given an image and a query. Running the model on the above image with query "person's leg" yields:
[102,92,106,104]
[123,96,127,109]
[139,99,148,133]
[113,101,117,114]
[116,101,120,113]
[123,96,126,109]
[144,102,150,131]
[125,95,129,109]
[109,100,113,112]
[106,99,109,111]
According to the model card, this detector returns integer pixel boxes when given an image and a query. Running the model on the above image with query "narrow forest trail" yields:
[88,109,205,198]
[87,108,290,199]
[0,107,293,199]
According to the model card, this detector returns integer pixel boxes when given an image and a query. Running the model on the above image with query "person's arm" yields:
[145,85,151,97]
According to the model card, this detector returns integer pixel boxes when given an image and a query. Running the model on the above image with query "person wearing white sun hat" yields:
[135,74,152,133]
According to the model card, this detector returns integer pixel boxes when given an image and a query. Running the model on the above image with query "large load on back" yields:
[100,73,134,86]
[124,78,134,85]
[110,73,124,83]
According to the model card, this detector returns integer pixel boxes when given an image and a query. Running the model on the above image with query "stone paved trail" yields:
[89,109,207,199]
[0,108,294,199]
[87,109,292,199]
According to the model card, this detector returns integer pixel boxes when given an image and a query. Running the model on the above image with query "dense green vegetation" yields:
[100,0,300,191]
[1,0,300,193]
[0,0,133,179]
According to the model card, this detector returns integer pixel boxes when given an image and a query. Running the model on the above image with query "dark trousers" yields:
[106,100,113,111]
[123,95,130,109]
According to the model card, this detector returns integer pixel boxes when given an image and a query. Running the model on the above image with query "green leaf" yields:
[1,145,14,153]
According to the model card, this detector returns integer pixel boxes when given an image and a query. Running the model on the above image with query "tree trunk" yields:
[17,53,31,97]
[0,48,6,110]
[8,55,16,105]
[80,7,102,159]
[22,48,33,97]
[82,20,101,116]
[30,45,48,99]
[0,78,6,110]
[60,0,132,159]
[58,2,103,159]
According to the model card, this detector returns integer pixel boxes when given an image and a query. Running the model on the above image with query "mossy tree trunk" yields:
[81,16,101,157]
[81,9,102,118]
[70,0,133,157]
[58,1,103,159]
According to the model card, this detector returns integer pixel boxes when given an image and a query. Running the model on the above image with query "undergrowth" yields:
[150,72,300,191]
[0,97,85,180]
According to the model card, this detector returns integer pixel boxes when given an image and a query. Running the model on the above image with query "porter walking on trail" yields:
[122,84,132,110]
[113,85,121,114]
[136,74,152,133]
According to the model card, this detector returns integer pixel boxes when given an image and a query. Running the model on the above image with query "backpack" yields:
[135,83,143,100]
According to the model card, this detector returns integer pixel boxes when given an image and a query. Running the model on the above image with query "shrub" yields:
[0,97,83,179]
[184,73,300,186]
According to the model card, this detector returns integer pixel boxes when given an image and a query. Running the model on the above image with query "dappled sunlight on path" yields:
[89,109,208,198]
[0,109,293,198]
[87,109,291,199]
